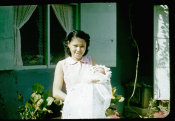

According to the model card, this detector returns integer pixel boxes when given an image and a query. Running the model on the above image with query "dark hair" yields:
[63,30,90,56]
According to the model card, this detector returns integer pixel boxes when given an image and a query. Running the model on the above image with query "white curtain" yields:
[14,5,37,66]
[51,4,73,35]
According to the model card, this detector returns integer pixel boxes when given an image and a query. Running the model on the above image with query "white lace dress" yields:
[59,56,112,119]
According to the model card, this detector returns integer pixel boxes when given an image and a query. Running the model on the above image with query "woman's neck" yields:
[70,56,83,61]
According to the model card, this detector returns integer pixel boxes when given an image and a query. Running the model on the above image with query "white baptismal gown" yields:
[58,56,112,119]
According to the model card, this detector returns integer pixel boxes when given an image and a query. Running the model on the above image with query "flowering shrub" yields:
[17,83,63,119]
[17,84,125,119]
[140,98,170,118]
[106,87,125,118]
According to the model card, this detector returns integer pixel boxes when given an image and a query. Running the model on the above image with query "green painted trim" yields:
[45,4,50,67]
[14,65,47,70]
[75,4,80,30]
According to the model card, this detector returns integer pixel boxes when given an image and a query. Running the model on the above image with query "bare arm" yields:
[91,57,101,83]
[91,57,98,66]
[52,61,66,101]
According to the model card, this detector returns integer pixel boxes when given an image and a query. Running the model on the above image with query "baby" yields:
[93,66,106,75]
[90,65,108,83]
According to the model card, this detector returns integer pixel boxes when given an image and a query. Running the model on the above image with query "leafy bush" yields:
[106,87,125,118]
[17,83,125,119]
[140,98,170,118]
[17,82,63,119]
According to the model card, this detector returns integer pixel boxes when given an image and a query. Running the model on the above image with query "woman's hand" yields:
[91,79,100,83]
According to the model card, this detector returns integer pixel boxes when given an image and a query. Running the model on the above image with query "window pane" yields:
[21,5,45,66]
[50,7,67,65]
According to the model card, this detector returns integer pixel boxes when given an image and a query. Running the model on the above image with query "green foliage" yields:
[32,82,44,94]
[140,98,170,118]
[17,83,63,120]
[18,84,125,119]
[106,87,125,118]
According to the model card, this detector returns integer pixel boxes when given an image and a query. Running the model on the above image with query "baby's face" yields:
[94,67,105,75]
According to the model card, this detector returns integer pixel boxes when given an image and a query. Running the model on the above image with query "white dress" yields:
[59,56,112,119]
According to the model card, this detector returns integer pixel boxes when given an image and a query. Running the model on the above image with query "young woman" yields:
[52,30,112,119]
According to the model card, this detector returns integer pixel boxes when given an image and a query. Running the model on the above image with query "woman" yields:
[52,30,112,119]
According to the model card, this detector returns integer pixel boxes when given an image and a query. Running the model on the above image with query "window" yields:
[21,5,45,66]
[50,6,67,65]
[20,4,79,68]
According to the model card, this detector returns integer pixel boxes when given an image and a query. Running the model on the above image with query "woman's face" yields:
[68,37,87,61]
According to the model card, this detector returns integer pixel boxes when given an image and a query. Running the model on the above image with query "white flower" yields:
[31,92,36,98]
[37,99,43,106]
[46,97,54,106]
[43,107,47,111]
[119,97,125,102]
[32,93,41,103]
[112,88,117,93]
[47,109,53,113]
[111,95,115,99]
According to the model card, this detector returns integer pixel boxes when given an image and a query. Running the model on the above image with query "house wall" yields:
[0,69,55,119]
[80,3,116,67]
[0,6,14,70]
[0,4,137,119]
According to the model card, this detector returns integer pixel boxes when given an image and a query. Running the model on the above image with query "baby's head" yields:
[94,67,106,75]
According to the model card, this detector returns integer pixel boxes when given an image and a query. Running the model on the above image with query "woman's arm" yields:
[91,57,98,66]
[91,57,100,83]
[52,61,66,101]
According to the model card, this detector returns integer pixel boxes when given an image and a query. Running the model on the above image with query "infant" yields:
[91,66,106,83]
[93,66,106,75]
